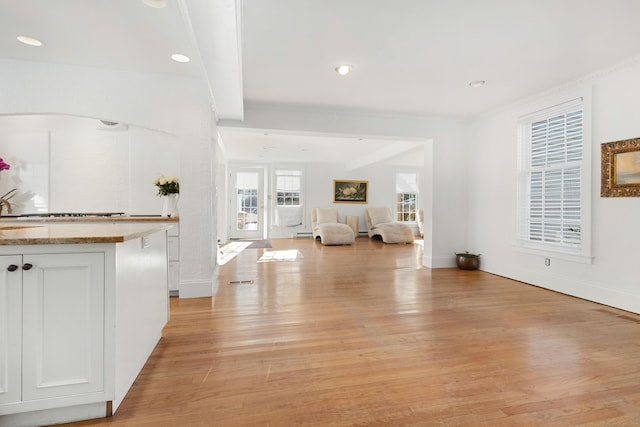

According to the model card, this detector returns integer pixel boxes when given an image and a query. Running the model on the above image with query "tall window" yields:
[517,98,585,253]
[275,169,301,206]
[395,172,418,222]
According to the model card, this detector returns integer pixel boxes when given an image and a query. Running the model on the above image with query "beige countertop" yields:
[0,215,178,223]
[0,222,174,245]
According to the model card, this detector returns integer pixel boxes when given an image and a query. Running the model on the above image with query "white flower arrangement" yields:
[154,175,180,196]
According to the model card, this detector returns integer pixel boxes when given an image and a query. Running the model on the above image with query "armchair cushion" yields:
[367,207,393,226]
[370,222,414,244]
[316,208,338,224]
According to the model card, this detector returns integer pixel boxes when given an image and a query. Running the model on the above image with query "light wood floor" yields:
[61,237,640,426]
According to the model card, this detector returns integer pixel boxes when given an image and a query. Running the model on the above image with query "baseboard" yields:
[423,255,457,269]
[488,266,640,315]
[0,402,107,427]
[178,279,214,298]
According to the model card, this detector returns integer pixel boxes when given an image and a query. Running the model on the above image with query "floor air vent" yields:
[228,280,254,285]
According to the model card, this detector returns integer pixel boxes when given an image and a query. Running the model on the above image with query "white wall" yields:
[0,58,216,298]
[0,114,180,215]
[0,120,48,213]
[468,57,640,314]
[51,125,130,212]
[129,126,181,215]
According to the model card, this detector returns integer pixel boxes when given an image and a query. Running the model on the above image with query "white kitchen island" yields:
[0,222,172,427]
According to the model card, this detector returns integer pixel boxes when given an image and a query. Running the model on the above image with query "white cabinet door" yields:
[21,253,105,401]
[0,256,22,405]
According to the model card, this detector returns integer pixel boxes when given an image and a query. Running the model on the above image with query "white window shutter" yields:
[517,99,583,251]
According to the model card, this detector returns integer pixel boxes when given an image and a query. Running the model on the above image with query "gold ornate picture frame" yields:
[333,179,368,203]
[601,137,640,197]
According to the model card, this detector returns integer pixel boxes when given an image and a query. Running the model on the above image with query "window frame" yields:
[394,171,419,223]
[274,169,302,207]
[515,92,592,263]
[272,167,305,228]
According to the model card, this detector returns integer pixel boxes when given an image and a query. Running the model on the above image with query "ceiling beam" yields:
[345,141,426,171]
[180,0,244,120]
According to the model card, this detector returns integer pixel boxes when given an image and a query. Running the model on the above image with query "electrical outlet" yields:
[545,258,550,266]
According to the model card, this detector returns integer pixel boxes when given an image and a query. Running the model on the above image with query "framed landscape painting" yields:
[601,137,640,197]
[333,180,368,203]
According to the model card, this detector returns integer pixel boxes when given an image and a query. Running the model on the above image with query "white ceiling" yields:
[0,0,200,77]
[241,0,640,117]
[3,0,640,164]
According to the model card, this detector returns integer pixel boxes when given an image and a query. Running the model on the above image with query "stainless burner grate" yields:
[17,212,126,218]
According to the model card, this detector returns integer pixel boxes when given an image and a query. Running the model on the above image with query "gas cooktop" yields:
[15,212,126,218]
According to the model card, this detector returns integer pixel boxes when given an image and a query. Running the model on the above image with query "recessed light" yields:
[16,35,43,47]
[335,65,353,76]
[141,0,167,8]
[469,80,486,88]
[171,54,190,63]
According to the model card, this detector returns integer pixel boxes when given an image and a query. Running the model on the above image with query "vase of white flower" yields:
[162,193,180,217]
[154,175,180,217]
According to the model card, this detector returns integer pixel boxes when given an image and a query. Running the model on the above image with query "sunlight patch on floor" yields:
[218,241,252,265]
[257,249,299,263]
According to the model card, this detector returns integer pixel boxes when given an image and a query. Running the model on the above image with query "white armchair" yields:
[364,207,414,244]
[311,208,355,245]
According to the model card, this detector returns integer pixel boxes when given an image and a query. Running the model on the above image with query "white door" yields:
[229,167,265,240]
